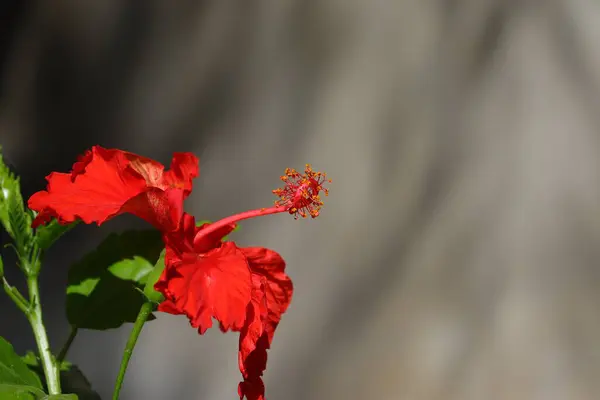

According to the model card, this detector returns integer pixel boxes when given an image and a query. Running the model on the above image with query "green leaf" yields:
[0,148,32,258]
[66,230,163,330]
[35,220,78,250]
[22,354,99,400]
[0,338,43,390]
[0,384,45,400]
[41,395,78,400]
[142,249,166,304]
[20,352,38,368]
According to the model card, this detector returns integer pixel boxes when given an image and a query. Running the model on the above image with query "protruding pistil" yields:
[193,165,330,244]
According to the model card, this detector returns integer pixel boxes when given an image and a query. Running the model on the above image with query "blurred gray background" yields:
[2,1,600,399]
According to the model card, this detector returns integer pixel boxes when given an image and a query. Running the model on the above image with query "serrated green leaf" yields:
[143,249,166,304]
[0,384,45,400]
[35,220,78,250]
[7,194,32,256]
[66,230,163,330]
[0,146,12,232]
[0,148,32,257]
[0,337,43,390]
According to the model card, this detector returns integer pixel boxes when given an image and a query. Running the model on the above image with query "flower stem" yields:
[57,325,78,363]
[194,205,286,243]
[112,301,153,400]
[26,276,61,395]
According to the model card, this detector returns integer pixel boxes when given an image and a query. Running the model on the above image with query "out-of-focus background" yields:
[2,1,600,399]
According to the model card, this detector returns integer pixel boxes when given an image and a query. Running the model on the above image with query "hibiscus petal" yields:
[70,146,128,180]
[29,153,147,227]
[238,367,266,400]
[28,146,199,231]
[154,256,181,301]
[121,187,185,232]
[70,148,94,179]
[156,298,180,314]
[163,152,200,194]
[241,247,293,342]
[237,247,293,400]
[126,154,168,186]
[237,275,268,400]
[158,241,253,334]
[161,212,198,259]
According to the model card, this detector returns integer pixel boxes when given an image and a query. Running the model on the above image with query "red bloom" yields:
[155,165,328,399]
[28,146,199,231]
[156,216,293,400]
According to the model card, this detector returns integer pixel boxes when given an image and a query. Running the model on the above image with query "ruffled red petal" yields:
[121,188,185,232]
[242,247,293,341]
[29,151,146,227]
[237,247,293,400]
[162,152,200,195]
[158,241,253,334]
[28,146,199,232]
[155,217,292,400]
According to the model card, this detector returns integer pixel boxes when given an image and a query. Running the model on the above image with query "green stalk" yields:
[26,276,61,394]
[112,301,153,400]
[3,247,61,394]
[57,325,78,363]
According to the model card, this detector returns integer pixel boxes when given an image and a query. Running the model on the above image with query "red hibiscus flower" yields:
[156,164,329,400]
[155,217,293,400]
[27,145,329,399]
[28,146,199,232]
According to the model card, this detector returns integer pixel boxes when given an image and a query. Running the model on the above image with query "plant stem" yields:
[112,301,153,400]
[26,276,61,395]
[57,325,78,363]
[2,276,29,314]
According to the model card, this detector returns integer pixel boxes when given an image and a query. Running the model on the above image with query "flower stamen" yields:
[192,164,330,244]
[272,164,331,219]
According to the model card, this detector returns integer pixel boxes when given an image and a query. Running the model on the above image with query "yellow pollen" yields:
[272,164,331,219]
